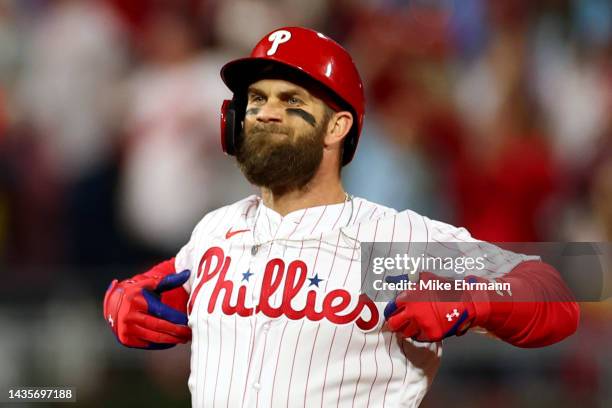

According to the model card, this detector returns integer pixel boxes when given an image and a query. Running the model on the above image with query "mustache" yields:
[248,123,294,136]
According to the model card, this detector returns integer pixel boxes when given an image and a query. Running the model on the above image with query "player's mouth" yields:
[265,131,291,140]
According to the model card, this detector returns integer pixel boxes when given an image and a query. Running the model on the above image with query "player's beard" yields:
[236,119,327,194]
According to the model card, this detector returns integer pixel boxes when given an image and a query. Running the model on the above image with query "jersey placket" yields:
[242,208,289,406]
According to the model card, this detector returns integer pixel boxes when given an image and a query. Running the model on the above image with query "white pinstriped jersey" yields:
[175,195,533,407]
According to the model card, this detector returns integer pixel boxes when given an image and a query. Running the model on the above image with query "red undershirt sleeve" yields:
[470,260,580,348]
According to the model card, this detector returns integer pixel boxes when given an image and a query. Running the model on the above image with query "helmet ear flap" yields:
[220,98,244,156]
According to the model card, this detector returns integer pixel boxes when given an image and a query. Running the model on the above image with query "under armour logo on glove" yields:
[446,309,461,322]
[384,272,476,342]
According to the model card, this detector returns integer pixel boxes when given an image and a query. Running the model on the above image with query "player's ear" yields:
[324,110,353,147]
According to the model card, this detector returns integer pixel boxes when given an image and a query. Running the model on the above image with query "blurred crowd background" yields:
[0,0,610,407]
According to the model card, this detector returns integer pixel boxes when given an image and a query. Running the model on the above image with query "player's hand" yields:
[103,259,192,349]
[384,272,477,342]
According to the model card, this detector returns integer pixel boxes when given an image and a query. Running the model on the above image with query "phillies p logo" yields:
[267,30,291,56]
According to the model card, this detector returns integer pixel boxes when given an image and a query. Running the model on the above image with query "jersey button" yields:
[252,382,261,391]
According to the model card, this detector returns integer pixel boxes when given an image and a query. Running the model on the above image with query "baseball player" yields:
[103,27,579,407]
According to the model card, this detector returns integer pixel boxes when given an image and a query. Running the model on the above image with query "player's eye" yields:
[287,96,303,105]
[249,94,265,103]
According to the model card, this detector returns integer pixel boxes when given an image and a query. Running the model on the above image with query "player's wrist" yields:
[461,275,518,331]
[460,275,493,329]
[138,258,177,282]
[103,279,120,335]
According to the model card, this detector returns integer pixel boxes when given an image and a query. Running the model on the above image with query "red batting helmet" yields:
[220,26,365,165]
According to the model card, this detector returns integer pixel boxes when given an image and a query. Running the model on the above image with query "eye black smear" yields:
[286,108,316,127]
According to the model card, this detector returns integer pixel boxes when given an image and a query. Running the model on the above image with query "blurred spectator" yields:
[105,0,204,43]
[214,0,330,53]
[0,87,7,140]
[451,23,562,241]
[450,92,560,242]
[343,3,455,215]
[11,0,128,267]
[533,24,608,172]
[0,0,22,92]
[566,126,612,242]
[343,117,433,213]
[118,8,250,254]
[591,157,612,241]
[18,0,126,182]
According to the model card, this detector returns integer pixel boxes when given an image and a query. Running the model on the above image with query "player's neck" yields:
[260,173,345,217]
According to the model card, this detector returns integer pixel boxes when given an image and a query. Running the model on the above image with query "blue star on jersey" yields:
[308,274,324,287]
[242,270,254,282]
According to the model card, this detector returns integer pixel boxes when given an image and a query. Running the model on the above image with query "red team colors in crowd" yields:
[104,27,579,407]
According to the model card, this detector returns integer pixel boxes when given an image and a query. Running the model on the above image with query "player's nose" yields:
[255,101,284,123]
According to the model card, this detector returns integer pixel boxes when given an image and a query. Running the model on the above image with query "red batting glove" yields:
[384,272,479,342]
[103,259,192,349]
